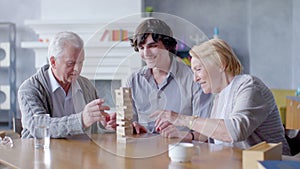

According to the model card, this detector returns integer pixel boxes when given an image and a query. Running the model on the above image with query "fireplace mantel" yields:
[21,19,143,85]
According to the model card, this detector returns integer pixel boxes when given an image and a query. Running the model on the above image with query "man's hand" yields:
[105,112,117,130]
[82,99,110,128]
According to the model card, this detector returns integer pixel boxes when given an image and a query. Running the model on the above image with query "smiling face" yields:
[138,35,170,69]
[191,57,216,94]
[191,56,227,94]
[190,39,242,94]
[50,43,84,85]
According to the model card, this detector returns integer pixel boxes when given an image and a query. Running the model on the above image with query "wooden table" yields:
[0,134,242,169]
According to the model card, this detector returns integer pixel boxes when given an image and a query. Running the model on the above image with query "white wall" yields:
[2,0,299,90]
[41,0,141,21]
[292,0,300,89]
[145,0,300,90]
[0,0,142,116]
[249,0,293,89]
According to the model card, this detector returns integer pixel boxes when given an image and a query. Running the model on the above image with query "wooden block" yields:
[116,99,132,109]
[116,111,133,120]
[116,117,132,123]
[120,87,132,95]
[123,104,133,110]
[116,108,133,113]
[116,120,131,127]
[116,126,133,136]
[117,109,133,116]
[271,89,295,125]
[116,117,132,124]
[115,99,133,107]
[115,94,132,100]
[286,97,300,129]
[115,87,132,97]
[242,142,282,169]
[117,135,132,143]
[116,117,130,122]
[116,141,127,155]
[115,87,133,106]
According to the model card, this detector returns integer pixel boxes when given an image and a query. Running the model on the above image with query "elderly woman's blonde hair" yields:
[189,39,242,76]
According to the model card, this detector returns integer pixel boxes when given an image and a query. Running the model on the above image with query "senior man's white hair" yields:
[47,31,84,61]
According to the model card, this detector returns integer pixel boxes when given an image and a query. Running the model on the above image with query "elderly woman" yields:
[151,38,290,155]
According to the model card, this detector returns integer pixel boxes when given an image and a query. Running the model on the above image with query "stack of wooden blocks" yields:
[115,87,133,143]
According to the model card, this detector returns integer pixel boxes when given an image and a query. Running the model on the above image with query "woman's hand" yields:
[150,110,192,139]
[150,110,181,128]
[132,121,148,134]
[158,123,180,138]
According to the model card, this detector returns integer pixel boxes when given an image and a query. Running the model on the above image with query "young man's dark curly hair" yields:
[130,18,177,55]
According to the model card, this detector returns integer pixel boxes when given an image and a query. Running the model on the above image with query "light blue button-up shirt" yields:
[127,57,212,130]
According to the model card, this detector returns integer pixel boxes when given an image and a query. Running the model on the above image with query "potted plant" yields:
[145,6,154,17]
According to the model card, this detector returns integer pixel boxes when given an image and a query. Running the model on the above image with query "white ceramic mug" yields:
[168,143,196,162]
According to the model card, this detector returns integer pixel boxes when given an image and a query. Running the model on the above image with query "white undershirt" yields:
[211,77,235,144]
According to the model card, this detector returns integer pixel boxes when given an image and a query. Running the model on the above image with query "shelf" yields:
[21,41,133,48]
[24,19,143,41]
[21,41,140,85]
[21,19,144,86]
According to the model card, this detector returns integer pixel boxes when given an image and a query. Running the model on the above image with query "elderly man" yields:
[18,31,116,138]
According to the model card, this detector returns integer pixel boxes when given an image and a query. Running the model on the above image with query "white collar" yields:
[47,68,81,93]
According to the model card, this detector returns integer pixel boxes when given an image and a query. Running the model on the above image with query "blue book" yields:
[258,160,300,169]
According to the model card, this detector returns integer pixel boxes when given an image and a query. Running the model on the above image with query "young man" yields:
[18,31,116,138]
[127,19,212,140]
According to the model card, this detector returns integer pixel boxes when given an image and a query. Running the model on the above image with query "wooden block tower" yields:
[115,87,133,143]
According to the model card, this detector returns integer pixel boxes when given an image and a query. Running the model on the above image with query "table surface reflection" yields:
[0,134,242,169]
